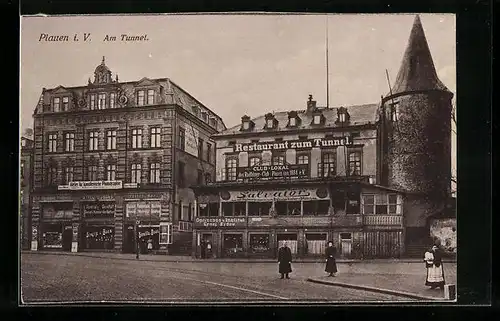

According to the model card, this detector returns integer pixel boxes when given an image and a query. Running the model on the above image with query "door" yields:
[123,225,135,253]
[62,227,73,251]
[340,232,352,257]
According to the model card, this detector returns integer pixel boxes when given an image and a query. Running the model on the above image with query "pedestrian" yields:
[147,238,153,254]
[206,242,212,258]
[424,245,446,290]
[325,241,337,277]
[278,241,292,279]
[200,240,206,259]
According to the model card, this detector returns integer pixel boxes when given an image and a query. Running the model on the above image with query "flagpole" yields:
[326,15,330,108]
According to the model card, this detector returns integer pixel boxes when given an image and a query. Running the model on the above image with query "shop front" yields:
[81,201,116,251]
[40,202,73,251]
[124,199,161,253]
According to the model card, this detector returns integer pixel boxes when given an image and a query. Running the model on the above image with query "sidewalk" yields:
[21,250,456,264]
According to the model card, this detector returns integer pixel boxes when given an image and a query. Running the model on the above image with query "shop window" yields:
[223,234,243,256]
[43,225,63,249]
[209,203,219,217]
[85,226,114,250]
[249,234,270,254]
[159,223,173,245]
[276,201,301,215]
[199,202,219,217]
[306,233,328,255]
[222,202,246,216]
[303,200,330,215]
[42,203,73,219]
[248,202,272,216]
[277,233,298,254]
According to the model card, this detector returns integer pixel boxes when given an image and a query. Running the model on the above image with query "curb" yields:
[21,251,456,264]
[307,278,445,301]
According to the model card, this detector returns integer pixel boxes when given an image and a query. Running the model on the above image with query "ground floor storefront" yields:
[193,227,404,259]
[30,190,188,254]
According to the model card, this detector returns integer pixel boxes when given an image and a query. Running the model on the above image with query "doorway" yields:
[62,226,73,251]
[123,225,135,253]
[340,232,353,257]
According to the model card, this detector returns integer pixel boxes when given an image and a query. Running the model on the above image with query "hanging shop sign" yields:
[83,202,115,218]
[126,201,161,219]
[233,136,352,153]
[138,227,160,239]
[220,188,329,202]
[194,217,246,228]
[58,180,123,190]
[236,164,308,180]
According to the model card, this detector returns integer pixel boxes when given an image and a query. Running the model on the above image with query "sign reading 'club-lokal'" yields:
[233,136,352,153]
[237,164,309,180]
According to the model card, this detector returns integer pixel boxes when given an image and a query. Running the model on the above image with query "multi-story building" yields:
[20,137,34,250]
[30,57,225,254]
[191,15,454,259]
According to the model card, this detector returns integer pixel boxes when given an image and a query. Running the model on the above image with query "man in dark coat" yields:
[325,241,337,277]
[278,241,292,279]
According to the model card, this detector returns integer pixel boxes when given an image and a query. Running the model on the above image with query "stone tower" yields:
[380,15,453,199]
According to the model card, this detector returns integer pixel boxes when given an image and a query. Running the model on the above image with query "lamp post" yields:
[135,218,140,259]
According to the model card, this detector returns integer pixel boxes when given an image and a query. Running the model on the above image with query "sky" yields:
[20,13,456,182]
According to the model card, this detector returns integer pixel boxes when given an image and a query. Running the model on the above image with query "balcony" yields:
[364,215,402,226]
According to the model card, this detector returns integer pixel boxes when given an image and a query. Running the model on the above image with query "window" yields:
[20,161,24,179]
[248,202,272,216]
[303,200,330,215]
[272,154,285,165]
[391,102,400,122]
[192,106,200,117]
[199,202,220,217]
[159,223,173,245]
[204,173,212,183]
[313,115,321,124]
[276,201,301,215]
[226,158,237,181]
[149,163,161,183]
[250,234,270,254]
[136,90,145,106]
[46,166,57,186]
[98,93,106,109]
[62,97,69,111]
[209,118,217,128]
[249,156,261,167]
[64,132,75,152]
[222,202,246,216]
[223,234,243,256]
[48,133,57,153]
[178,127,185,150]
[131,128,143,149]
[105,164,116,181]
[150,127,161,148]
[206,143,212,163]
[339,113,346,123]
[348,151,362,176]
[242,121,250,130]
[297,154,309,165]
[53,97,61,112]
[106,129,117,150]
[188,204,193,221]
[201,112,208,122]
[198,138,204,158]
[321,152,336,177]
[109,93,116,109]
[131,163,142,183]
[197,169,203,184]
[266,119,274,128]
[147,89,155,105]
[289,117,296,127]
[177,161,185,187]
[90,94,96,110]
[346,192,360,214]
[63,166,74,184]
[362,194,402,215]
[88,130,99,151]
[87,165,98,181]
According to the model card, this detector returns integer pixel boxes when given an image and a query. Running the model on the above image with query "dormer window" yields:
[201,112,208,122]
[240,115,254,131]
[313,114,321,125]
[136,90,145,106]
[336,107,351,124]
[289,118,296,127]
[264,113,277,129]
[147,89,155,105]
[62,97,69,111]
[192,106,200,117]
[242,121,250,130]
[287,111,301,127]
[53,97,60,112]
[98,93,106,109]
[209,118,217,128]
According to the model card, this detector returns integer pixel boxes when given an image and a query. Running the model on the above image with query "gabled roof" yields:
[387,15,450,96]
[215,103,378,137]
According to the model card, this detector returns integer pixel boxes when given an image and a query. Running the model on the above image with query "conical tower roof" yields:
[387,15,450,96]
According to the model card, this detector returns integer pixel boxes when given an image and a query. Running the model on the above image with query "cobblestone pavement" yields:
[21,253,414,303]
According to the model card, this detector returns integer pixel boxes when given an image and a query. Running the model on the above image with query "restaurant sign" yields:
[126,201,161,219]
[194,217,246,228]
[236,164,308,180]
[58,180,123,190]
[220,188,329,202]
[233,136,352,153]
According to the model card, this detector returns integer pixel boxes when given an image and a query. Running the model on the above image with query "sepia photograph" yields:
[19,13,457,305]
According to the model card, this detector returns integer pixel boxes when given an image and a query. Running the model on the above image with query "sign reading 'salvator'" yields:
[233,136,352,152]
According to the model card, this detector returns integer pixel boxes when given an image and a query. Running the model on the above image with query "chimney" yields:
[306,94,317,113]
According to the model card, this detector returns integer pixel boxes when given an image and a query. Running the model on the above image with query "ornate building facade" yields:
[30,58,225,254]
[191,15,453,259]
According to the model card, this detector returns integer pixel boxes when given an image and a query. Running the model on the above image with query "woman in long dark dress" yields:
[325,241,337,277]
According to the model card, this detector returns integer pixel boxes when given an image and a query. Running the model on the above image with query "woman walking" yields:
[325,241,337,277]
[424,245,446,289]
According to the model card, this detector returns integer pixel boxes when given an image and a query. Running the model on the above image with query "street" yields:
[21,253,412,303]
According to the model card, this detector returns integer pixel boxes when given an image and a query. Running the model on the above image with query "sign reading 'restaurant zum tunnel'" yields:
[233,136,352,152]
